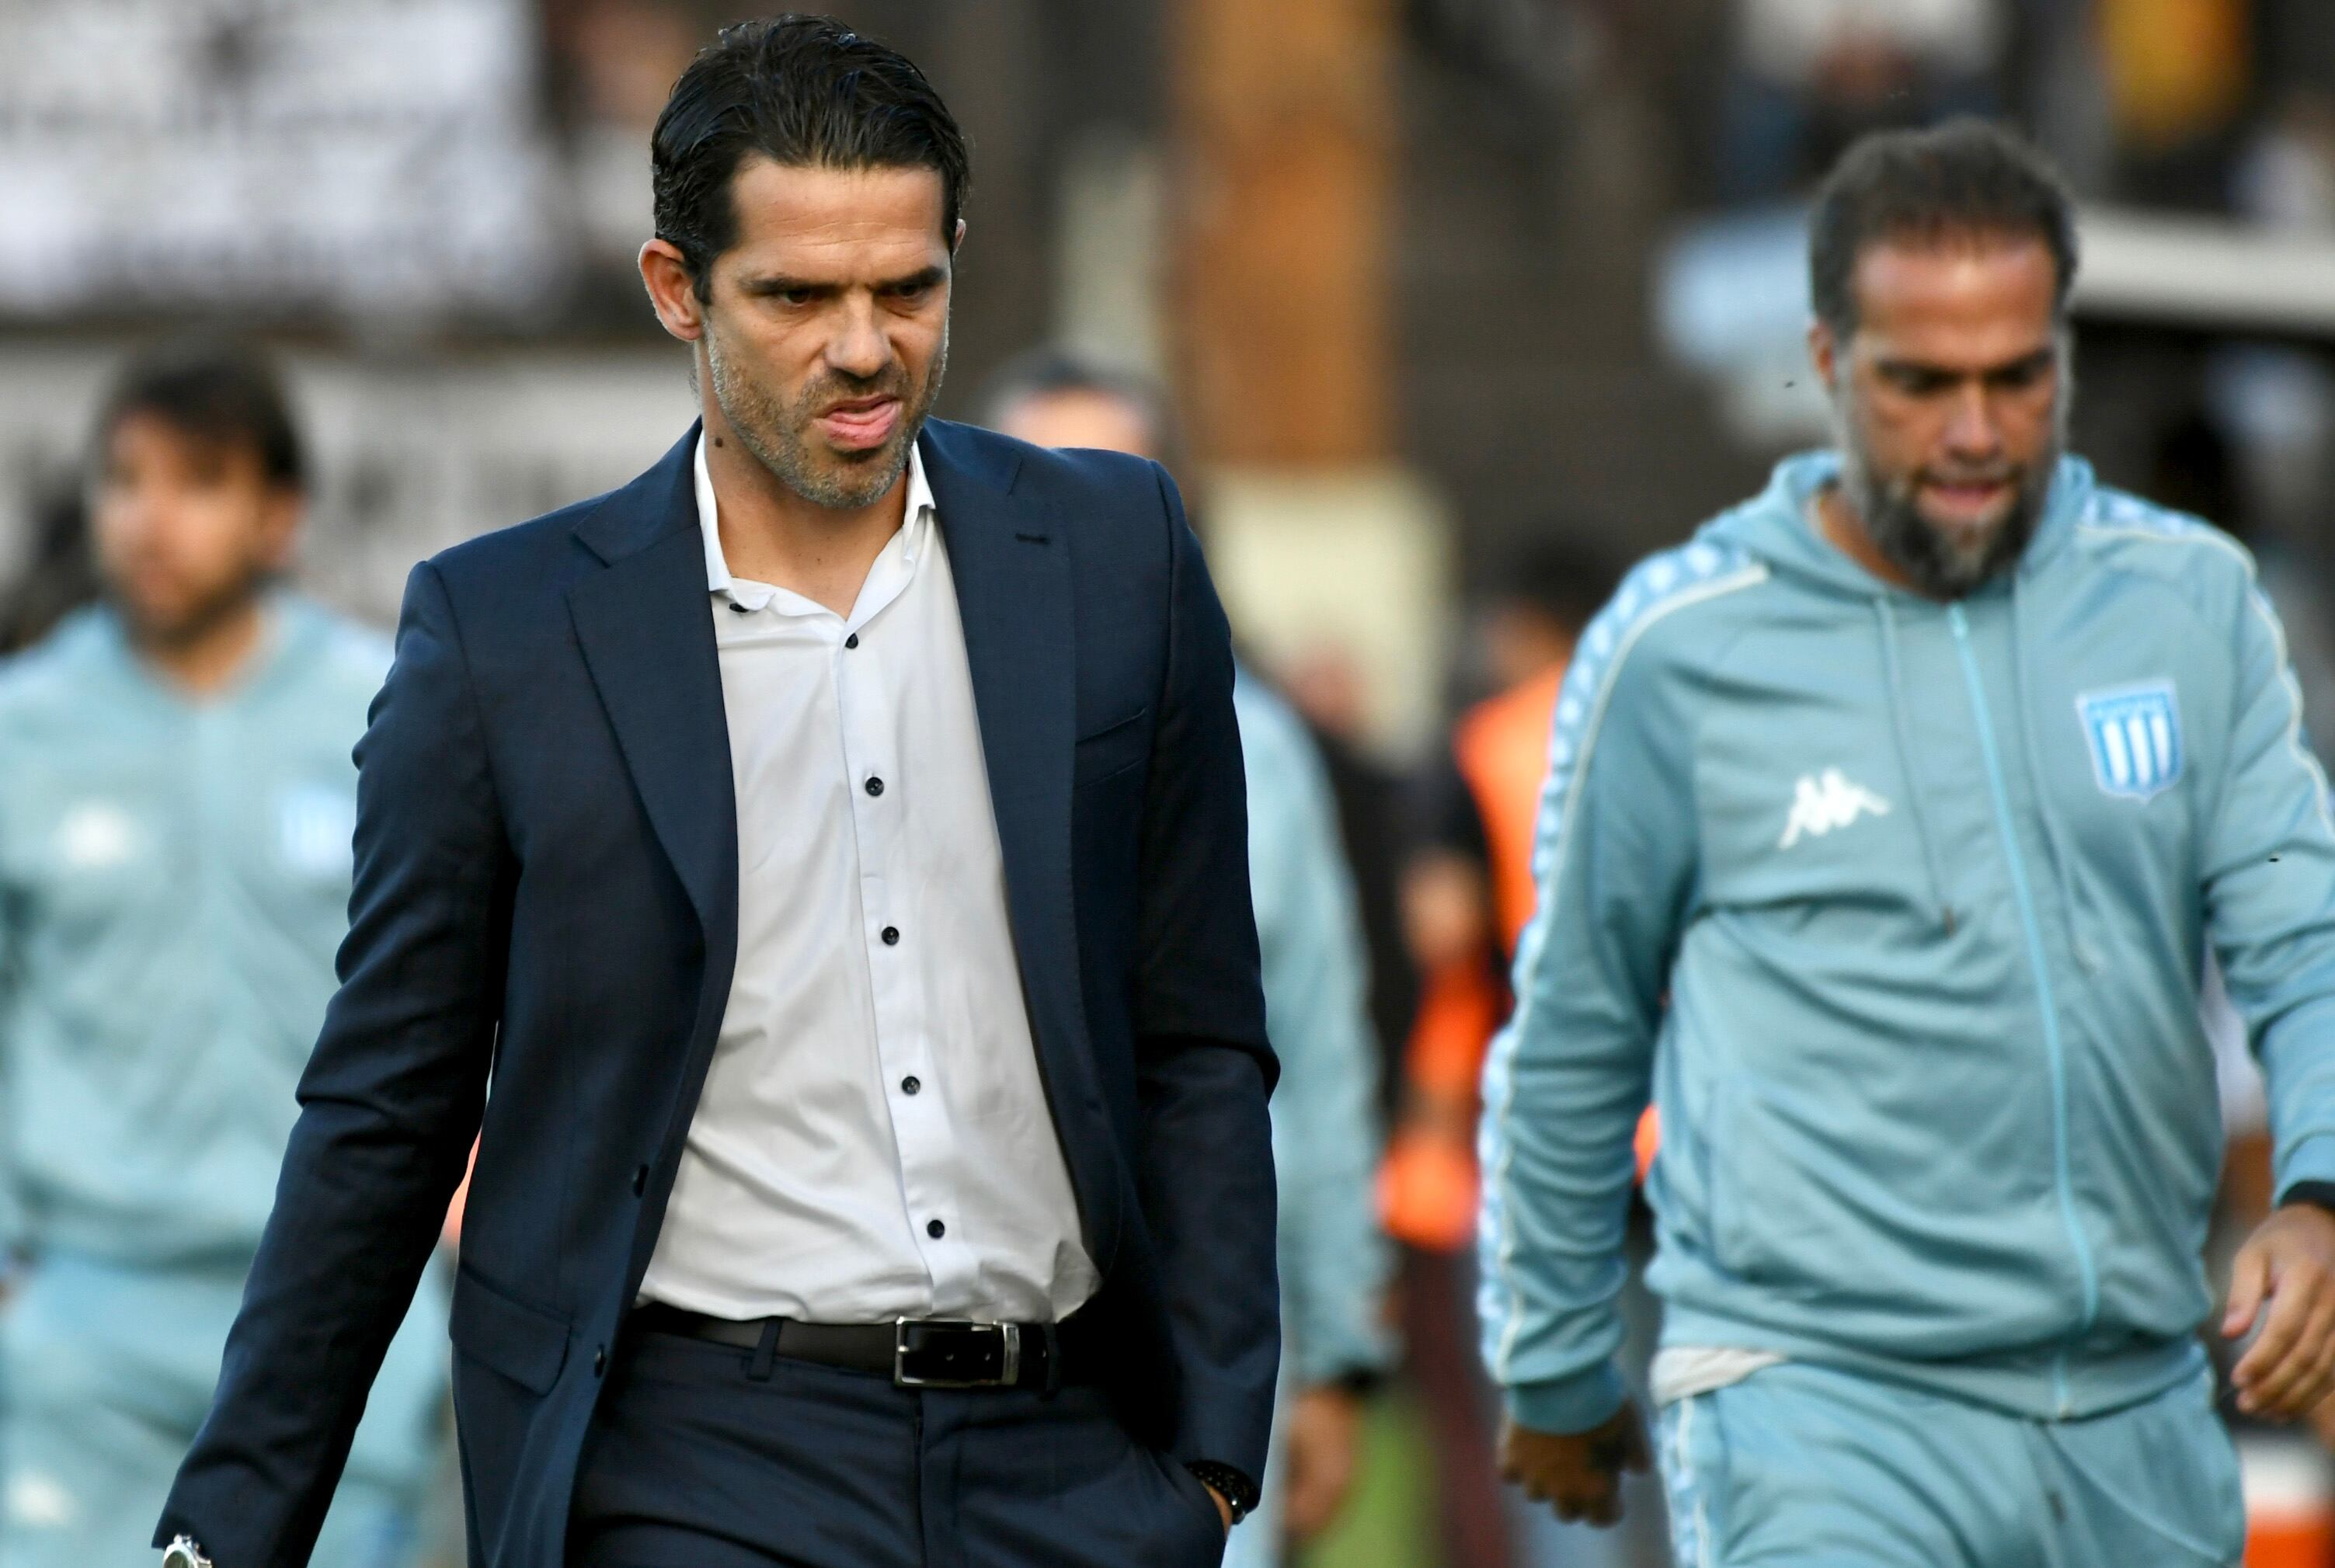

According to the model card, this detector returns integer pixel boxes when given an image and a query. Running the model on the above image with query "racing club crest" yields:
[2078,682,2182,801]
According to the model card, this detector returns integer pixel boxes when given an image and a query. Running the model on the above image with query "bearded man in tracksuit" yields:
[1485,120,2335,1565]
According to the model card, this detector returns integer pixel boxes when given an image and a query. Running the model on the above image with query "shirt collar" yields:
[697,431,936,611]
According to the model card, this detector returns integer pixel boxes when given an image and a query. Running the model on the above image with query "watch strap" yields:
[1184,1458,1260,1523]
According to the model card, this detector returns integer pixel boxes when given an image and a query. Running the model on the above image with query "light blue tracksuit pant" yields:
[1655,1362,2243,1568]
[0,1250,451,1568]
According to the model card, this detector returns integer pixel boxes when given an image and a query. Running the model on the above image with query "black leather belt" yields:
[628,1302,1095,1391]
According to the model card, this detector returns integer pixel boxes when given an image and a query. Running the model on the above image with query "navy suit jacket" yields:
[158,421,1279,1568]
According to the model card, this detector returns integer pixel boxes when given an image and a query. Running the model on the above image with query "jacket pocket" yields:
[1149,1449,1230,1566]
[450,1262,572,1395]
[1075,706,1151,789]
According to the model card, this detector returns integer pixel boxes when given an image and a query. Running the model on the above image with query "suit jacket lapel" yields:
[566,426,740,956]
[924,422,1075,995]
[922,422,1120,1255]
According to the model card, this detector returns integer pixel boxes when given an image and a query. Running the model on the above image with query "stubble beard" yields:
[1832,381,2069,600]
[705,319,948,513]
[110,560,270,654]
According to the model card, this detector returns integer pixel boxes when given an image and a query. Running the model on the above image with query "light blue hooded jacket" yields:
[1479,452,2335,1434]
[1234,670,1394,1391]
[0,596,393,1265]
[1222,672,1394,1568]
[0,594,452,1528]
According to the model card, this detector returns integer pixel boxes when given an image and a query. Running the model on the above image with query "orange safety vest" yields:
[1381,665,1659,1253]
[1460,668,1567,955]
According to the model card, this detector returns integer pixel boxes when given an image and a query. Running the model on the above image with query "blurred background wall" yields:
[5,0,2334,736]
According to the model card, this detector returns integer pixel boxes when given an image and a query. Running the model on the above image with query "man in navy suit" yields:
[155,17,1276,1568]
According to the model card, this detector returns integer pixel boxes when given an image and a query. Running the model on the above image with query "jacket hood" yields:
[1701,449,2098,600]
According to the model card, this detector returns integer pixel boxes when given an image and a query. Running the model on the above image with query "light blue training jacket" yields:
[1234,671,1395,1392]
[0,596,392,1265]
[1479,452,2335,1434]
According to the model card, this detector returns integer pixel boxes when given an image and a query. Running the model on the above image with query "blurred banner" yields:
[0,0,566,326]
[0,342,691,622]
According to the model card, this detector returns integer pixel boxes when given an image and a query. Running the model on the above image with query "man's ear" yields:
[1808,319,1841,397]
[257,487,303,573]
[640,239,707,343]
[951,218,966,255]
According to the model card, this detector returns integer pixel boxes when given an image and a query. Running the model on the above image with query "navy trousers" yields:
[565,1326,1232,1568]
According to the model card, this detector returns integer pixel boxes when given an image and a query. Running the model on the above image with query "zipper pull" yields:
[1942,906,1958,936]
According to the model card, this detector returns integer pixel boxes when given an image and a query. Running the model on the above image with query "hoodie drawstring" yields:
[2008,582,2093,971]
[1874,596,1957,935]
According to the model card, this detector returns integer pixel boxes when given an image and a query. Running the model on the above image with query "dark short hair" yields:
[96,340,304,491]
[1809,119,2078,340]
[977,346,1192,478]
[1484,535,1622,634]
[978,347,1172,443]
[652,15,969,301]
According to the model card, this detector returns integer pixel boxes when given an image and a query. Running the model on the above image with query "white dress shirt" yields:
[637,436,1098,1324]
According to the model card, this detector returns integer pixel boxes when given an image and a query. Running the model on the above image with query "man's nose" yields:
[1942,382,2003,458]
[106,495,163,544]
[826,300,891,380]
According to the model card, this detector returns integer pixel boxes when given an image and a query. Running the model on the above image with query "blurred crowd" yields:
[4,2,2335,1567]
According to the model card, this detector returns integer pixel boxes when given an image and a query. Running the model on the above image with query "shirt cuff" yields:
[1503,1361,1627,1435]
[1292,1327,1398,1390]
[2278,1180,2335,1215]
[2278,1131,2335,1203]
[1326,1367,1389,1399]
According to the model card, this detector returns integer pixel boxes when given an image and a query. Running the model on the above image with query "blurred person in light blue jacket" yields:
[987,354,1397,1566]
[0,344,449,1568]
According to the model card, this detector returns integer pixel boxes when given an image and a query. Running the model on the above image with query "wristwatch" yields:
[1184,1459,1260,1525]
[162,1535,212,1568]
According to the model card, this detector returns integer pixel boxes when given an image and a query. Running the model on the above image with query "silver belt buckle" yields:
[893,1317,1020,1388]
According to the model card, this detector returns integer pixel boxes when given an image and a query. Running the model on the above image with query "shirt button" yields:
[865,776,885,798]
[882,926,900,946]
[902,1076,921,1095]
[631,1164,647,1196]
[593,1345,607,1376]
[927,1219,946,1239]
[728,602,750,615]
[845,632,860,649]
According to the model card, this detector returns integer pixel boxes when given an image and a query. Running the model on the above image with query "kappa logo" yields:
[277,783,357,879]
[5,1469,78,1528]
[1778,768,1892,850]
[55,801,137,871]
